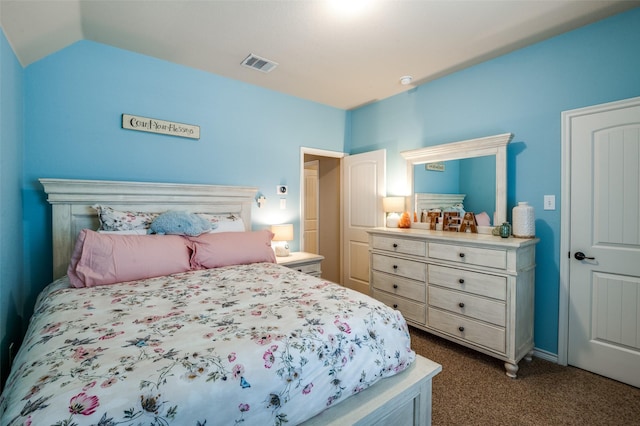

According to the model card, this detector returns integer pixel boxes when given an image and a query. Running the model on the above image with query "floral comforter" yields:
[1,263,415,426]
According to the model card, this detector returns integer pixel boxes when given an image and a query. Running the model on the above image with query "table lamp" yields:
[383,196,405,227]
[271,224,294,256]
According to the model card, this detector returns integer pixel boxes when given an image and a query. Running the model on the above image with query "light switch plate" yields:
[544,195,555,210]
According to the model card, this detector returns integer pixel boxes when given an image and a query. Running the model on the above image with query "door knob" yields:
[574,251,595,261]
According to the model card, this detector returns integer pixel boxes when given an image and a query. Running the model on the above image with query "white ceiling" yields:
[1,0,638,110]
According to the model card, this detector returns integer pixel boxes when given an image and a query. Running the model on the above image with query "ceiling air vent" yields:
[241,54,278,73]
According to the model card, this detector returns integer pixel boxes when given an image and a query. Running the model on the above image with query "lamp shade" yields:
[382,196,405,213]
[271,224,294,241]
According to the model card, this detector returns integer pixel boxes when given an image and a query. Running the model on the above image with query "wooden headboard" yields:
[414,193,466,214]
[40,178,258,279]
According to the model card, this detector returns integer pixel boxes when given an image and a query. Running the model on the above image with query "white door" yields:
[341,150,386,294]
[304,161,319,254]
[566,97,640,387]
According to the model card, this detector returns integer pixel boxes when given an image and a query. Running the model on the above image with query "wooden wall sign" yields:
[425,162,445,172]
[122,114,200,140]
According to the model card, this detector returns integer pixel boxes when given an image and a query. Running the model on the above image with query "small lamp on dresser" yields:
[271,224,294,257]
[383,196,405,227]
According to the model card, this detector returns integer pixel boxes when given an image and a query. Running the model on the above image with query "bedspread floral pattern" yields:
[1,263,415,425]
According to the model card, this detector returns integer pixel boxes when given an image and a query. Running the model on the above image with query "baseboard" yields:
[533,347,558,363]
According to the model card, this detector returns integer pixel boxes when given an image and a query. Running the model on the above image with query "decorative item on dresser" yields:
[276,251,324,277]
[512,201,536,238]
[368,227,539,378]
[383,196,405,227]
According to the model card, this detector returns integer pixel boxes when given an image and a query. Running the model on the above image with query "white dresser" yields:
[368,227,538,378]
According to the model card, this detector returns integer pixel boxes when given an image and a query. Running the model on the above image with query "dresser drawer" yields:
[373,290,426,325]
[372,235,426,257]
[428,286,506,327]
[428,242,507,269]
[372,271,425,303]
[429,265,507,300]
[372,254,426,282]
[428,308,505,354]
[292,262,321,275]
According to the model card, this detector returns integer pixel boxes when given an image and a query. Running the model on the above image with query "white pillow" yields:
[196,213,246,233]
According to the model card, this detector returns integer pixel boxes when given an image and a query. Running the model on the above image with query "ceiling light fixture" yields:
[328,0,372,17]
[399,76,413,86]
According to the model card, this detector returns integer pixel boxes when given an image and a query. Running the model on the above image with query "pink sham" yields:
[67,229,193,288]
[188,230,276,269]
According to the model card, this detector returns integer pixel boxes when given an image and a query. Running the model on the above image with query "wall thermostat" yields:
[277,185,288,195]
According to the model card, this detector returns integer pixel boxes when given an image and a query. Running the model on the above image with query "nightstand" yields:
[276,252,324,277]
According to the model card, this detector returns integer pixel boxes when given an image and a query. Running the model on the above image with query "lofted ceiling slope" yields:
[1,0,638,110]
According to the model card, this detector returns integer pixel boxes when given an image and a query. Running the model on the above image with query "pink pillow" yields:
[475,211,491,226]
[67,229,193,288]
[188,230,276,269]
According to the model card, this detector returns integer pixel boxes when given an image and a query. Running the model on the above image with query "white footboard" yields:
[302,355,442,426]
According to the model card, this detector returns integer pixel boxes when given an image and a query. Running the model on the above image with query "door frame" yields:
[303,160,320,254]
[558,95,640,366]
[299,147,346,266]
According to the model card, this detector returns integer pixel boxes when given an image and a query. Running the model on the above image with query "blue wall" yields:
[2,8,639,380]
[0,28,24,386]
[21,40,347,322]
[350,8,640,354]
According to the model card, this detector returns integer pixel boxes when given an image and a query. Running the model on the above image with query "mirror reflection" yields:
[413,155,496,219]
[401,133,512,226]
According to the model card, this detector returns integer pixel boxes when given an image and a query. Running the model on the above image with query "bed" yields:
[0,178,441,426]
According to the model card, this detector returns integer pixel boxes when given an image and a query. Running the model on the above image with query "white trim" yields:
[301,147,346,158]
[558,95,640,366]
[400,133,513,163]
[304,160,321,254]
[533,347,559,364]
[299,147,346,253]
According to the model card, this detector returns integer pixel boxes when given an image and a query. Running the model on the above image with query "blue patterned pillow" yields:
[150,211,214,236]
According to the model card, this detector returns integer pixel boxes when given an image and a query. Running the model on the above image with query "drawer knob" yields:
[393,265,398,270]
[297,269,303,272]
[458,326,465,332]
[458,302,465,308]
[459,253,465,258]
[459,278,465,284]
[393,304,398,309]
[393,284,398,289]
[393,243,398,248]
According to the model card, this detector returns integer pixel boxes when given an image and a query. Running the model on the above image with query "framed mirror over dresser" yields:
[368,133,539,378]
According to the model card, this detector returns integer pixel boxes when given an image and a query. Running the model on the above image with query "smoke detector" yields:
[399,75,413,85]
[241,54,278,73]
